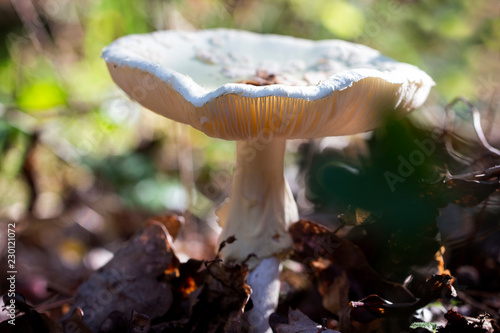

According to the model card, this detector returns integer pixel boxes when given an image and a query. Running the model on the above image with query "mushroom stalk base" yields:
[243,257,280,333]
[217,138,299,266]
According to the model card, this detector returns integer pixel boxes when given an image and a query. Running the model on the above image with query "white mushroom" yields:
[102,29,434,333]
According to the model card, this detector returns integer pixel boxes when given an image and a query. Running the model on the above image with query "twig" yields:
[447,97,500,157]
[21,131,39,213]
[484,88,499,137]
[449,164,500,181]
[444,101,475,164]
[332,224,345,234]
[35,297,74,313]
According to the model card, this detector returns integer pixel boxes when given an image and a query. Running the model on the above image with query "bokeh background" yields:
[0,0,499,325]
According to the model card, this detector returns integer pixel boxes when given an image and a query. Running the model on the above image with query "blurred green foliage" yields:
[0,0,498,216]
[305,116,443,278]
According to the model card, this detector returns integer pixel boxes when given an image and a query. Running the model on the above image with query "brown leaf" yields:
[289,220,415,304]
[318,266,350,315]
[290,220,416,332]
[317,266,357,333]
[188,261,251,333]
[146,214,184,239]
[237,69,297,86]
[338,207,376,226]
[407,274,456,306]
[438,310,498,333]
[175,259,205,300]
[66,223,179,331]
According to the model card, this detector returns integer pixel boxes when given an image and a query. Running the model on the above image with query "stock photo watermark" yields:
[384,137,436,192]
[5,222,17,326]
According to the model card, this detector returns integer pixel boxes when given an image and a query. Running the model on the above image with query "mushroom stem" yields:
[218,138,299,265]
[217,138,299,332]
[243,256,281,333]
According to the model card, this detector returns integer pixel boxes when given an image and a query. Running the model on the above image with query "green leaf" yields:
[17,80,67,111]
[410,322,438,332]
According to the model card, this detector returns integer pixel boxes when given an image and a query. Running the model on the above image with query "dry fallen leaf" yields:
[289,220,415,304]
[439,310,499,333]
[65,222,179,331]
[146,214,184,239]
[187,261,251,333]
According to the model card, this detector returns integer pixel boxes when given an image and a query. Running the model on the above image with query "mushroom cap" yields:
[102,29,434,140]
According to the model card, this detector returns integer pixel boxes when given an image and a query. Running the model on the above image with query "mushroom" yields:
[102,29,434,332]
